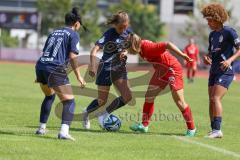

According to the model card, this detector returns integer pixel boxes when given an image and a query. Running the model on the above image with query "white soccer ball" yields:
[103,114,121,131]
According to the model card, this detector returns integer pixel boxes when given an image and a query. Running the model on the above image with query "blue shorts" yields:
[96,62,127,86]
[208,73,234,89]
[35,68,70,87]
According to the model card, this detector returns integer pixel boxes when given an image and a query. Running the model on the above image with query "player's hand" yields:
[119,50,128,61]
[220,60,231,71]
[88,64,96,77]
[78,76,86,88]
[184,54,193,62]
[203,55,212,65]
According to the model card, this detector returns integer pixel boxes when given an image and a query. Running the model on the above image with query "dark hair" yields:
[106,11,129,25]
[65,7,87,31]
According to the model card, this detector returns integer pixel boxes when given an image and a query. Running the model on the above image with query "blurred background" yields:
[0,0,240,71]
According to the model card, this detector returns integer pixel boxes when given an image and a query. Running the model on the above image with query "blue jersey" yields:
[208,26,240,74]
[96,27,132,62]
[36,27,80,71]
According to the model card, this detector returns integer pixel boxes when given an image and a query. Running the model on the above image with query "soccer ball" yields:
[103,114,121,131]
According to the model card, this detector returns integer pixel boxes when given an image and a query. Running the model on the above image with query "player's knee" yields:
[210,95,221,104]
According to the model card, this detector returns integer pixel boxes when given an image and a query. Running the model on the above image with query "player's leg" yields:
[207,84,227,138]
[36,84,55,135]
[83,85,110,129]
[130,85,162,133]
[53,84,76,141]
[208,86,214,131]
[105,78,132,113]
[171,89,196,136]
[192,62,197,82]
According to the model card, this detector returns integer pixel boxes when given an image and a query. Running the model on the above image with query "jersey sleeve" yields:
[70,32,80,55]
[228,28,240,49]
[154,42,167,54]
[95,30,111,49]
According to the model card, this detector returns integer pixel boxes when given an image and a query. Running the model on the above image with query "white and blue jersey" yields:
[36,27,80,71]
[35,27,80,87]
[95,27,132,86]
[208,26,240,75]
[208,26,240,88]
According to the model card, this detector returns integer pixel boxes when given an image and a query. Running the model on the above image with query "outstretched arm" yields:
[166,42,192,62]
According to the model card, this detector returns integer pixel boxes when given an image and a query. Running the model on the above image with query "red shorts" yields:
[149,63,183,91]
[186,61,197,68]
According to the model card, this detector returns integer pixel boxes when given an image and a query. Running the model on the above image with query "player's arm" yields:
[221,48,240,70]
[69,52,86,88]
[220,29,240,70]
[89,45,101,77]
[166,42,193,62]
[204,34,212,65]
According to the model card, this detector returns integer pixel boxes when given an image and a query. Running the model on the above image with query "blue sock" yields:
[212,117,222,131]
[62,99,75,125]
[86,99,99,113]
[40,94,55,123]
[106,96,125,114]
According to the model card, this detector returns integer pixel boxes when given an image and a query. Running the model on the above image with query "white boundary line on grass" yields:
[173,136,240,159]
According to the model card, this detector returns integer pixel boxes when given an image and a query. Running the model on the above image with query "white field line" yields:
[173,136,240,159]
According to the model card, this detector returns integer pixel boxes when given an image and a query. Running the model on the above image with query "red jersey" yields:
[140,40,180,67]
[184,44,199,61]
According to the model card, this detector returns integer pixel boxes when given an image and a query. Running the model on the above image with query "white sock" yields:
[60,124,69,135]
[40,123,46,129]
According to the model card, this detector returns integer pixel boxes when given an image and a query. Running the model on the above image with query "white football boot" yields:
[82,110,90,129]
[205,130,223,138]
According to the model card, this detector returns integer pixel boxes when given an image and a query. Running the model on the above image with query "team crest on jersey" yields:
[98,36,105,44]
[116,39,120,43]
[219,35,223,43]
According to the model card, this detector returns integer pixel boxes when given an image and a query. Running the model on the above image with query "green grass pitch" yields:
[0,63,240,160]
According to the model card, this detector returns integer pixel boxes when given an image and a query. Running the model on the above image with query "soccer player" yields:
[35,7,86,140]
[201,3,240,138]
[82,11,132,129]
[128,34,196,137]
[184,38,200,83]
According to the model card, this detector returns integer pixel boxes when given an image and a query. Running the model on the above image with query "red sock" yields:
[187,69,191,79]
[181,106,195,130]
[192,70,196,78]
[142,102,154,127]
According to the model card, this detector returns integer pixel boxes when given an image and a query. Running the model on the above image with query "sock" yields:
[60,123,69,135]
[86,99,99,113]
[40,94,56,123]
[212,117,222,131]
[142,102,154,127]
[181,106,195,130]
[187,69,191,79]
[106,96,125,114]
[39,123,46,129]
[62,99,75,125]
